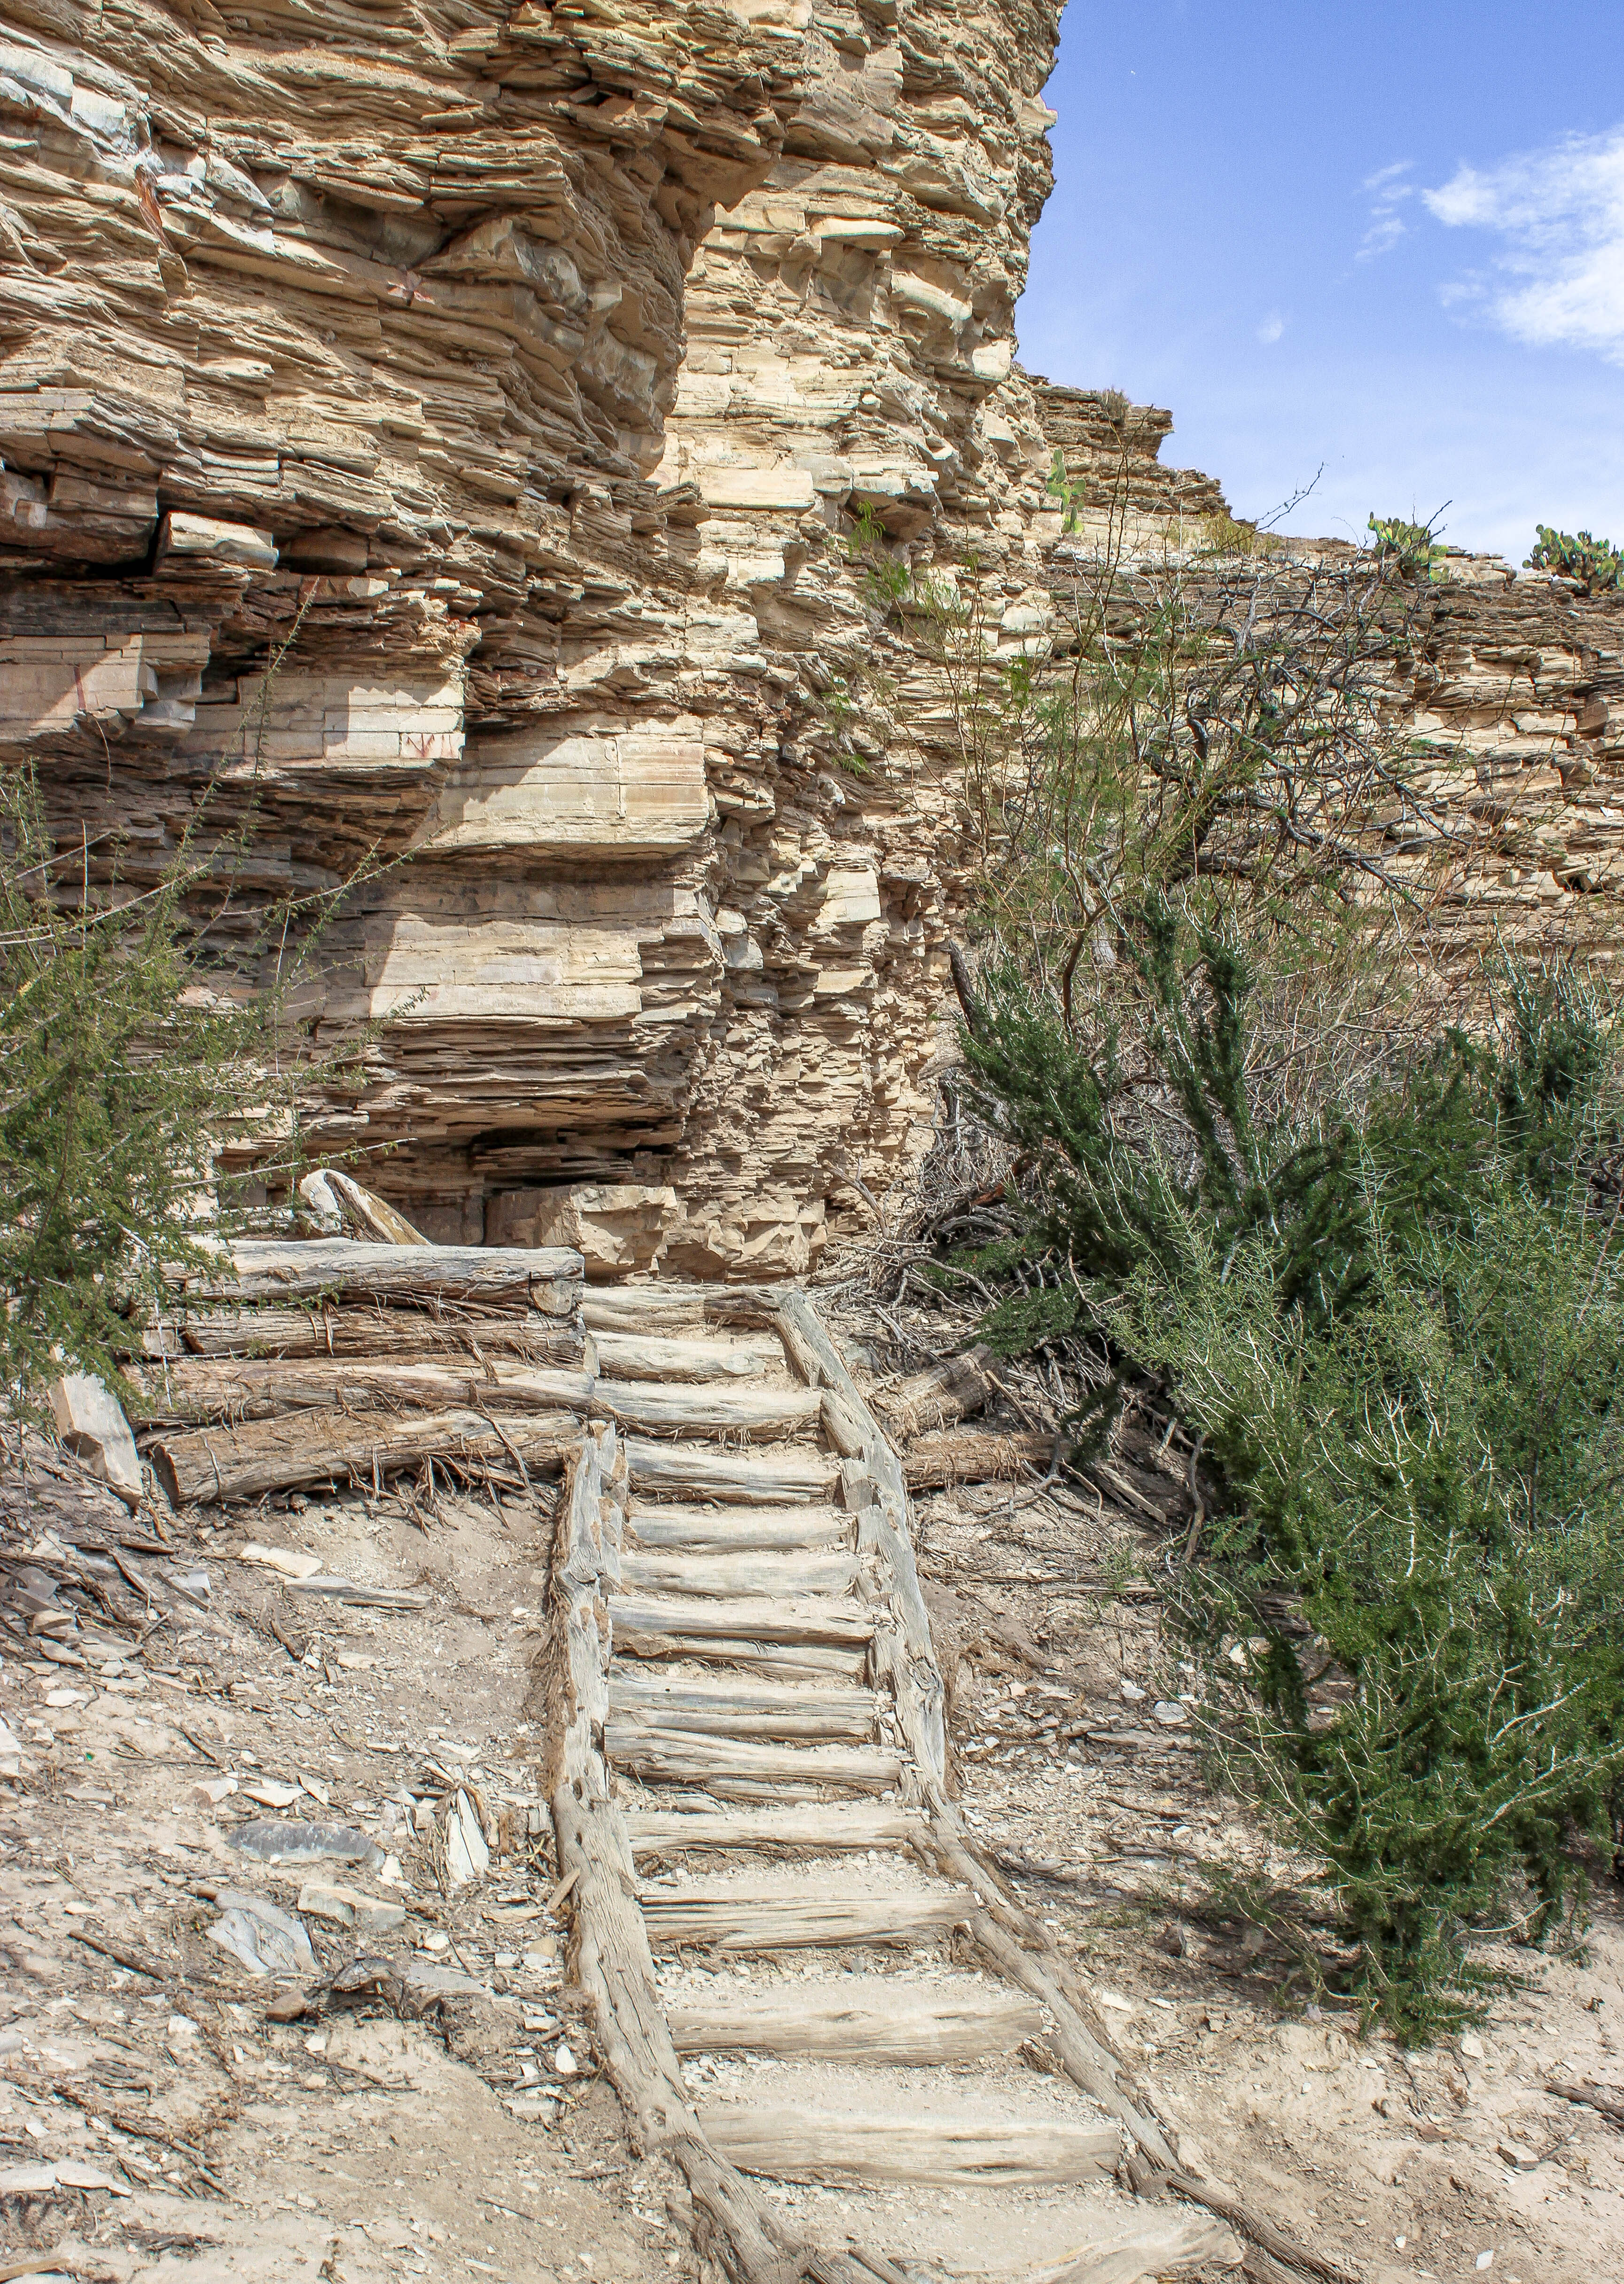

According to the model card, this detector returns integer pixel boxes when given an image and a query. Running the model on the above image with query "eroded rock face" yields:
[6,0,1621,1273]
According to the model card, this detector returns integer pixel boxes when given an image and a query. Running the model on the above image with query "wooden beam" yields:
[129,1358,594,1425]
[607,1672,880,1741]
[623,1804,925,1862]
[590,1331,778,1383]
[606,1726,903,1794]
[149,1406,579,1506]
[595,1384,823,1441]
[640,1888,965,1953]
[624,1504,853,1553]
[697,2106,1118,2186]
[609,1594,874,1651]
[172,1238,582,1312]
[617,1551,859,1602]
[626,1439,838,1504]
[152,1306,584,1368]
[667,1984,1042,2066]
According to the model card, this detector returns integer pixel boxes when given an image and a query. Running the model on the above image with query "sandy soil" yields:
[901,1463,1624,2284]
[0,1437,695,2283]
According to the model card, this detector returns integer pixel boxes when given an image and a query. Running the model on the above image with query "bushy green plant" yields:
[1367,513,1450,582]
[1524,524,1624,594]
[0,762,362,1404]
[957,919,1624,2034]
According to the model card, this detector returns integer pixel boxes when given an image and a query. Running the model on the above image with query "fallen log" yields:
[149,1405,579,1506]
[873,1345,998,1439]
[167,1239,582,1314]
[904,1426,1055,1489]
[147,1306,585,1368]
[127,1359,594,1426]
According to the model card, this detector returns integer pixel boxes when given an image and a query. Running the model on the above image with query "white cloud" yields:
[1359,160,1413,260]
[1256,312,1285,345]
[1425,126,1624,362]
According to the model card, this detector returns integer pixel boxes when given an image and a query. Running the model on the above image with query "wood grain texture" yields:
[606,1725,903,1794]
[640,1887,966,1953]
[150,1405,579,1506]
[667,1986,1043,2065]
[626,1439,838,1504]
[698,2105,1119,2186]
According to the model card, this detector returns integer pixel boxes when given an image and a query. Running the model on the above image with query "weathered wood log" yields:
[639,1887,966,1953]
[623,1503,852,1553]
[608,1593,874,1651]
[147,1306,585,1368]
[546,1426,881,2284]
[905,1426,1055,1488]
[697,2105,1118,2186]
[604,1727,903,1794]
[608,1672,880,1742]
[666,1984,1042,2065]
[911,1809,1178,2174]
[617,1551,860,1603]
[1024,2213,1243,2284]
[593,1383,823,1441]
[773,1295,946,1792]
[582,1286,780,1337]
[610,1630,872,1682]
[873,1345,998,1439]
[623,1803,925,1862]
[169,1239,583,1313]
[626,1440,838,1505]
[128,1358,595,1425]
[150,1406,579,1506]
[590,1331,778,1383]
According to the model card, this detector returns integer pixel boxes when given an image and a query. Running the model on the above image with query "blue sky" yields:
[1015,1,1624,560]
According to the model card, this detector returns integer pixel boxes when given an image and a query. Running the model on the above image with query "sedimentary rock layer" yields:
[5,0,1622,1270]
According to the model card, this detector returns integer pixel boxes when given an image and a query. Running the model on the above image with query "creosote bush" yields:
[955,914,1624,2035]
[0,758,367,1406]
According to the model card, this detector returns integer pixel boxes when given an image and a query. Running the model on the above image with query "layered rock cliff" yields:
[4,0,1621,1273]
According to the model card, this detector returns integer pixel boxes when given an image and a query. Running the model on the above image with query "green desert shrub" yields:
[956,912,1624,2034]
[1524,524,1624,594]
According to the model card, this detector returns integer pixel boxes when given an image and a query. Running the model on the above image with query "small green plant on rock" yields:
[1524,524,1624,594]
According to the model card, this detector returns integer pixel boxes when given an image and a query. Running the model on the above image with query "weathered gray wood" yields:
[906,1427,1054,1488]
[667,1984,1043,2065]
[595,1383,824,1441]
[772,1295,947,1791]
[640,1888,965,1953]
[1019,2214,1242,2284]
[623,1804,925,1862]
[152,1306,585,1368]
[545,1426,890,2284]
[606,1726,903,1794]
[149,1406,579,1506]
[697,2105,1118,2186]
[608,1672,880,1742]
[590,1331,778,1383]
[913,1808,1178,2174]
[617,1550,860,1603]
[171,1239,583,1312]
[609,1594,874,1651]
[624,1504,852,1553]
[611,1632,872,1682]
[627,1439,837,1504]
[873,1346,997,1439]
[129,1358,594,1425]
[582,1287,781,1337]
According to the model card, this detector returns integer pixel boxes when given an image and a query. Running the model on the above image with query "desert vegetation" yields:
[862,485,1624,2036]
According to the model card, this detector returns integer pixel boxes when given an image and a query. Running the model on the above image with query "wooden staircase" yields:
[548,1285,1241,2284]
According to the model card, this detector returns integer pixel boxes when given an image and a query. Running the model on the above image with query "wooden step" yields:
[624,1802,924,1862]
[640,1885,965,1952]
[590,1330,779,1382]
[595,1384,823,1440]
[668,1982,1043,2065]
[617,1550,860,1601]
[625,1504,852,1552]
[614,1637,872,1682]
[607,1725,902,1794]
[609,1594,874,1651]
[696,2104,1118,2186]
[608,1672,881,1741]
[627,1440,838,1505]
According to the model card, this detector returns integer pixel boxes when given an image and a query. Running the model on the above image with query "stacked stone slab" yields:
[4,1,1623,1274]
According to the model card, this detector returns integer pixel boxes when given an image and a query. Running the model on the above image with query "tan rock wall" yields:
[7,0,1622,1271]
